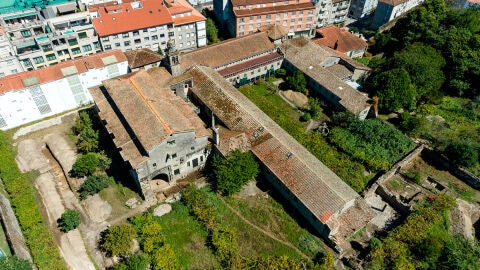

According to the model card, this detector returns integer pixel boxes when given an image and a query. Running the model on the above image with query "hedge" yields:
[0,131,66,269]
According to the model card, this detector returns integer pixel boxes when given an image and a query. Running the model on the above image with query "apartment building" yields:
[371,0,424,29]
[316,0,350,27]
[0,3,99,71]
[0,27,23,77]
[215,0,317,38]
[90,0,206,53]
[349,0,378,19]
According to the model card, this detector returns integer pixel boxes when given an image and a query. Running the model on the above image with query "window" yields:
[93,42,100,49]
[160,33,165,38]
[187,161,191,166]
[115,42,121,47]
[42,44,52,52]
[239,18,244,23]
[21,30,31,37]
[299,10,304,14]
[152,35,158,40]
[291,19,295,22]
[102,37,109,42]
[291,11,296,15]
[46,53,56,61]
[10,69,17,73]
[21,59,32,67]
[167,140,176,145]
[249,16,253,21]
[143,29,148,32]
[257,15,261,19]
[71,47,81,55]
[168,32,174,37]
[239,25,244,30]
[190,146,195,150]
[68,38,78,46]
[133,30,139,36]
[153,163,157,167]
[124,41,130,46]
[200,156,204,162]
[276,13,280,18]
[33,56,44,64]
[144,37,149,41]
[266,14,271,19]
[113,34,119,39]
[82,44,92,52]
[174,169,180,175]
[192,158,198,167]
[122,33,129,38]
[134,39,141,44]
[78,32,87,39]
[172,153,177,158]
[256,23,261,27]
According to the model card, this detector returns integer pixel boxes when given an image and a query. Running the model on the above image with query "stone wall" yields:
[375,185,412,215]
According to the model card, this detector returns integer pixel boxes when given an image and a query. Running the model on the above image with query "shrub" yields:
[287,70,307,94]
[210,226,240,267]
[115,253,150,270]
[102,224,137,256]
[300,112,311,122]
[0,256,32,270]
[79,174,111,199]
[308,98,322,119]
[275,68,286,78]
[181,185,218,228]
[58,209,81,232]
[212,150,260,196]
[73,112,99,153]
[444,141,479,168]
[150,244,179,270]
[71,152,111,177]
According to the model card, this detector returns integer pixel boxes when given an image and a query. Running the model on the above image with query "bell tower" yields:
[165,39,181,76]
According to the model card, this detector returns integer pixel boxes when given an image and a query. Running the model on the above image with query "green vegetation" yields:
[58,209,81,232]
[275,68,287,78]
[0,131,66,269]
[239,83,371,192]
[329,113,414,171]
[0,256,32,270]
[212,150,260,196]
[73,111,99,153]
[71,152,110,177]
[364,194,480,269]
[114,253,149,270]
[102,224,137,257]
[288,70,307,94]
[370,68,416,111]
[445,141,478,168]
[79,174,112,199]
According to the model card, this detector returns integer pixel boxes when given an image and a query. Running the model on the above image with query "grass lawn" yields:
[155,188,323,269]
[238,84,372,192]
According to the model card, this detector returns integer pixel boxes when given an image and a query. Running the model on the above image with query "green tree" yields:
[275,68,286,78]
[102,224,137,257]
[444,141,479,168]
[371,68,416,111]
[206,18,219,44]
[212,150,260,196]
[71,153,100,177]
[308,98,322,119]
[300,112,311,122]
[157,45,163,56]
[0,256,32,270]
[210,227,240,267]
[114,253,150,270]
[288,70,307,94]
[439,235,480,270]
[73,112,99,153]
[150,244,179,270]
[391,43,445,103]
[79,174,112,199]
[58,209,81,232]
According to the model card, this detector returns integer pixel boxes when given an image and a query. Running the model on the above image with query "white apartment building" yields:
[349,0,378,19]
[90,0,206,53]
[0,27,23,77]
[0,50,127,130]
[316,0,350,27]
[0,3,100,71]
[371,0,424,29]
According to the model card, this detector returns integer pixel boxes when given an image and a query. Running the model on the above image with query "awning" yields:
[15,40,36,48]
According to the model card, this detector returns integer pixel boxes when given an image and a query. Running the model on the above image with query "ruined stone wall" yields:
[375,185,412,215]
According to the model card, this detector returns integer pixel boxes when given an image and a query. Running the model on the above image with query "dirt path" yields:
[219,197,310,260]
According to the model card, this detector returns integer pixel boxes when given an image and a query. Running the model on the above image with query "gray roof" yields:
[187,65,359,223]
[280,38,371,115]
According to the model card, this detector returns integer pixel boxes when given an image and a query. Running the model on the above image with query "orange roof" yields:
[0,50,126,95]
[234,2,315,17]
[90,0,174,37]
[314,26,367,54]
[164,0,206,25]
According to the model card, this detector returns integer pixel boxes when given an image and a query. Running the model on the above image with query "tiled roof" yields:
[231,0,282,5]
[90,68,209,167]
[90,0,173,37]
[280,38,370,114]
[379,0,410,5]
[0,50,126,95]
[217,52,282,77]
[124,48,163,69]
[179,32,275,71]
[234,2,315,17]
[164,0,205,25]
[187,65,359,223]
[314,26,367,54]
[257,24,289,40]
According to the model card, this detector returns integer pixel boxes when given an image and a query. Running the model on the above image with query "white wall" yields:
[0,60,128,130]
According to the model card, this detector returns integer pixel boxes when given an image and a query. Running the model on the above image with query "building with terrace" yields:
[0,2,100,71]
[0,49,127,130]
[0,27,23,77]
[315,0,350,27]
[89,68,210,201]
[214,0,317,38]
[89,0,206,53]
[180,64,374,252]
[280,37,372,119]
[164,31,283,85]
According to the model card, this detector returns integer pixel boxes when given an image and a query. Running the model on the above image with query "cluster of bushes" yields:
[329,113,415,171]
[366,194,479,269]
[239,84,370,192]
[0,132,66,269]
[104,213,179,270]
[212,150,259,196]
[181,185,333,269]
[71,112,112,199]
[58,209,81,232]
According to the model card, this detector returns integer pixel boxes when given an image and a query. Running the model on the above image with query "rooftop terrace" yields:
[0,0,74,15]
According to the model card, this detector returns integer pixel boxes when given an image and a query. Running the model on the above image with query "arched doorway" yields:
[150,173,169,192]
